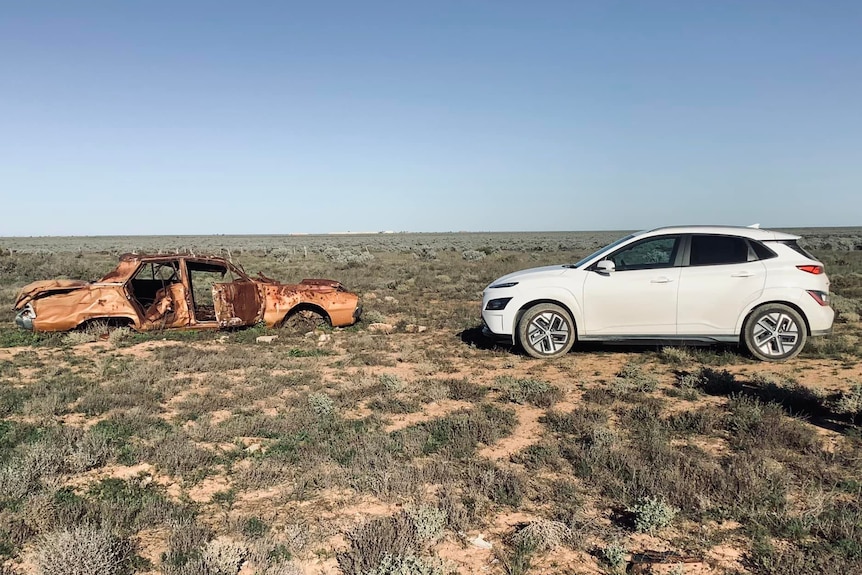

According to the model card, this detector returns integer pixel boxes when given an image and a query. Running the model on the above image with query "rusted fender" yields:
[14,280,89,309]
[24,285,139,332]
[260,281,360,327]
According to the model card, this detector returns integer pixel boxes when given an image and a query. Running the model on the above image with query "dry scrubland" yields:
[0,229,861,575]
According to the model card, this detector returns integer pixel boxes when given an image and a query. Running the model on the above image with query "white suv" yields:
[481,226,834,361]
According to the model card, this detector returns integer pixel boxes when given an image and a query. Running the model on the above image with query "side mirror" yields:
[596,260,615,274]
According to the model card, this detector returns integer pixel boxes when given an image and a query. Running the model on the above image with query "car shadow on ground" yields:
[457,326,508,351]
[680,366,859,435]
[457,324,743,359]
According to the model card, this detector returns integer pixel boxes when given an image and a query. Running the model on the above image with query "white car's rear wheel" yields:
[743,303,807,361]
[517,303,575,359]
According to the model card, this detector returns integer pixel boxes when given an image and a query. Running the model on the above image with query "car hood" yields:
[488,265,570,287]
[14,279,90,309]
[255,274,348,293]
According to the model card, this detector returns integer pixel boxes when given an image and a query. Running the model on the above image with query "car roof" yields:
[118,253,229,264]
[638,225,800,241]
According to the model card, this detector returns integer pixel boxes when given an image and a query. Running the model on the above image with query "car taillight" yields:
[807,290,830,306]
[797,265,824,275]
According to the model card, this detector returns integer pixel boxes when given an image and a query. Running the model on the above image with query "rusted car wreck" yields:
[13,254,362,332]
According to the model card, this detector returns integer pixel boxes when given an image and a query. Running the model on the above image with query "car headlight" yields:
[489,281,518,289]
[485,297,512,311]
[15,304,36,330]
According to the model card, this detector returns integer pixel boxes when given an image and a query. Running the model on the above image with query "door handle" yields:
[651,277,673,283]
[731,271,754,278]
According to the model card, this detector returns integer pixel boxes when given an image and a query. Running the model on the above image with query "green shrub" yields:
[613,362,658,394]
[672,371,705,400]
[379,374,405,394]
[627,496,678,533]
[659,346,695,365]
[600,542,627,573]
[443,378,487,401]
[407,506,447,546]
[307,393,334,417]
[364,554,447,575]
[62,332,99,346]
[241,517,268,539]
[161,516,211,574]
[498,539,534,575]
[417,404,516,458]
[495,376,562,407]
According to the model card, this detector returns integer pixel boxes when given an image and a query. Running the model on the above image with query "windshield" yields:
[567,233,637,269]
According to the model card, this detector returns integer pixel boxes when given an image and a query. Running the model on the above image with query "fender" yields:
[510,286,583,336]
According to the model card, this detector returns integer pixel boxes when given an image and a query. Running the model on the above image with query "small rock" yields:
[246,443,262,454]
[383,296,399,304]
[405,324,417,333]
[255,335,278,343]
[364,292,378,300]
[470,534,493,550]
[417,325,427,333]
[318,333,330,343]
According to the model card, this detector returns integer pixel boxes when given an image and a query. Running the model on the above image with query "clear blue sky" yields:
[2,1,860,235]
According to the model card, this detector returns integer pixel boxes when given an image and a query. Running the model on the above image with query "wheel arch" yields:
[515,299,579,342]
[277,302,332,327]
[739,299,812,343]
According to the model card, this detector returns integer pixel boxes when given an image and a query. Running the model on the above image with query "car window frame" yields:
[588,234,683,272]
[682,234,768,267]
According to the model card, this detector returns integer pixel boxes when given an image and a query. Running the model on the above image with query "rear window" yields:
[776,240,817,260]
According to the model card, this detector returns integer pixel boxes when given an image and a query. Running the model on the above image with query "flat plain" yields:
[1,229,861,575]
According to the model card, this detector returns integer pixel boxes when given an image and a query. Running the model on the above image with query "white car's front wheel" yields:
[517,303,575,359]
[743,303,808,361]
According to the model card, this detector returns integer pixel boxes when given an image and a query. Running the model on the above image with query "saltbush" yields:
[35,525,131,575]
[627,496,678,533]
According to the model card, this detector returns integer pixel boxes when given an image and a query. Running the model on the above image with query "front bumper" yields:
[15,304,35,330]
[481,324,514,345]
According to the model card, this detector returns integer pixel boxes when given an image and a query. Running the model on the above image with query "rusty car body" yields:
[13,254,362,333]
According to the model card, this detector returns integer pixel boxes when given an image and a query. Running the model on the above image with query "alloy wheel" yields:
[751,311,800,358]
[526,311,571,355]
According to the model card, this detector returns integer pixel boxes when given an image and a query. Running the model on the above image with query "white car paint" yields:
[481,226,835,361]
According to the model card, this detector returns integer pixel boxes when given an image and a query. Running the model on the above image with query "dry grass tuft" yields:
[34,525,131,575]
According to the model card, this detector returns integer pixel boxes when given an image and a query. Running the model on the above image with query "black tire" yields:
[517,303,576,359]
[743,303,807,361]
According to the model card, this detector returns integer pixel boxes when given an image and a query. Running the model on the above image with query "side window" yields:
[607,236,679,271]
[152,263,179,282]
[129,261,181,307]
[689,235,749,266]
